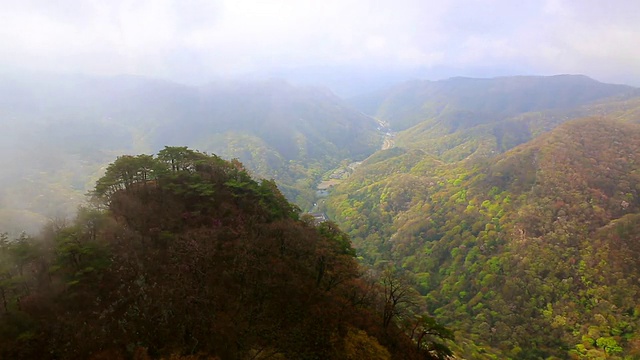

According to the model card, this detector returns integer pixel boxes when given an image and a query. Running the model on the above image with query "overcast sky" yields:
[2,0,640,88]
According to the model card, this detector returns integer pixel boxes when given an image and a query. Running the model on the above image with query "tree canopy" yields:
[0,147,452,360]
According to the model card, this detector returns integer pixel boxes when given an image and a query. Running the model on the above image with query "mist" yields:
[2,0,640,234]
[2,0,640,91]
[3,2,640,358]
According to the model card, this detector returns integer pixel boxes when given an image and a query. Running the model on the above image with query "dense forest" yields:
[0,147,452,359]
[318,76,640,359]
[325,118,640,358]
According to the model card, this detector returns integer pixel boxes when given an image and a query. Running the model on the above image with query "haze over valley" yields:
[3,1,640,359]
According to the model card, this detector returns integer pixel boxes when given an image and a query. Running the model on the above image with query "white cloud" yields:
[1,0,640,85]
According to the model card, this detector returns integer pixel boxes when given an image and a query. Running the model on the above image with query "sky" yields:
[2,0,640,91]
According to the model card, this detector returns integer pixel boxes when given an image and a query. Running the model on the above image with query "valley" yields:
[0,74,383,234]
[2,73,640,359]
[4,1,640,358]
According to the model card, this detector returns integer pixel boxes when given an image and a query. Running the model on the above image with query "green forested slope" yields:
[391,89,640,165]
[325,118,640,359]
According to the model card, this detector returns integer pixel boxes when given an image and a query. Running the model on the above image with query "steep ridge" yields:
[325,118,640,358]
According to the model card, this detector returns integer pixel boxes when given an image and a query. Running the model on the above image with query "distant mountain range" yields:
[0,73,380,160]
[0,73,382,233]
[350,74,634,130]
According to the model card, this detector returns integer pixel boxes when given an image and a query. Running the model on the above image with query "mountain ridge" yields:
[350,74,636,131]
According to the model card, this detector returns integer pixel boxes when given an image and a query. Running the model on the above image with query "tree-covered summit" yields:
[0,147,453,360]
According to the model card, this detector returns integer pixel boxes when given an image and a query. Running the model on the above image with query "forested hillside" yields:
[325,118,640,358]
[0,74,381,234]
[0,147,453,359]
